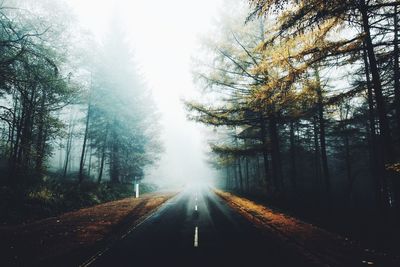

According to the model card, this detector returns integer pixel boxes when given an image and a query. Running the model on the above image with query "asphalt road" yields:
[87,186,317,267]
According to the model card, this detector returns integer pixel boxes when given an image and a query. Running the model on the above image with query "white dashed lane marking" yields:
[194,226,199,247]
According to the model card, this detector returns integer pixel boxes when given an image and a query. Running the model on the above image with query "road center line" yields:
[194,226,199,247]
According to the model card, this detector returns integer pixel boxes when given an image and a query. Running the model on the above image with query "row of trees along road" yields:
[187,0,400,226]
[0,0,161,223]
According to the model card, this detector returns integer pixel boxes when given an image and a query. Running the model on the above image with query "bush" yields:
[0,179,158,224]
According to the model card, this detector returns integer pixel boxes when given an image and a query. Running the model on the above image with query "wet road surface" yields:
[87,186,317,267]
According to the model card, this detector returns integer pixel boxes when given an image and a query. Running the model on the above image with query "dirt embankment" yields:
[0,192,177,266]
[215,189,400,267]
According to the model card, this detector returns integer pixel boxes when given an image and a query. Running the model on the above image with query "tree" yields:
[248,0,400,213]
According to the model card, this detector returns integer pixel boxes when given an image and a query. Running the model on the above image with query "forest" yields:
[0,0,161,223]
[2,0,400,266]
[187,0,400,245]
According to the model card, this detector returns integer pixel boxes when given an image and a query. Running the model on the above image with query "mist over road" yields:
[86,186,314,267]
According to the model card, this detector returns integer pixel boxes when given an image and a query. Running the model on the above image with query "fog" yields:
[67,0,222,187]
[1,0,400,260]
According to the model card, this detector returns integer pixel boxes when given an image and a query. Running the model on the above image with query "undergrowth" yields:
[0,177,158,224]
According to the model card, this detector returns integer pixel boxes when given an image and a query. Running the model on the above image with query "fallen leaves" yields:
[214,189,399,266]
[0,191,177,266]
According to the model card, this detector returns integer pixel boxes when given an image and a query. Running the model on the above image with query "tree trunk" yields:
[88,144,92,178]
[78,103,91,183]
[234,162,239,190]
[360,0,399,213]
[245,156,250,192]
[363,44,389,211]
[237,157,244,192]
[315,67,331,206]
[313,116,322,195]
[393,5,400,136]
[227,165,231,189]
[97,145,106,183]
[18,88,35,173]
[342,118,354,207]
[255,155,262,186]
[63,120,74,180]
[9,98,22,181]
[35,93,46,176]
[269,114,283,192]
[109,120,120,184]
[110,143,120,183]
[360,0,394,162]
[8,93,18,164]
[260,117,270,187]
[289,121,297,189]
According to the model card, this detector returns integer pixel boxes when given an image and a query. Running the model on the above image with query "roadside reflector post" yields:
[135,183,139,198]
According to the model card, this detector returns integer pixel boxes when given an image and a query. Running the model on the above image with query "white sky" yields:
[66,0,222,186]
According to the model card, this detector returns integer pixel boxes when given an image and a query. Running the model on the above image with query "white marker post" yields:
[135,183,139,198]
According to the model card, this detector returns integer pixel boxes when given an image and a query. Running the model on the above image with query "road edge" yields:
[212,188,335,267]
[79,192,180,267]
